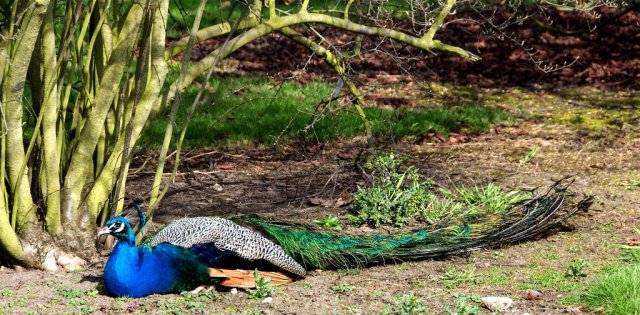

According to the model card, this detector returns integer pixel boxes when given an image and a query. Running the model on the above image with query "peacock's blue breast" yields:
[104,242,210,297]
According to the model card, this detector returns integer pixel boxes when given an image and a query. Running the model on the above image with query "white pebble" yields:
[230,288,238,295]
[481,296,513,312]
[42,250,58,272]
[262,297,273,304]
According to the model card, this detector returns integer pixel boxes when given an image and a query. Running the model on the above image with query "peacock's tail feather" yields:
[234,179,589,270]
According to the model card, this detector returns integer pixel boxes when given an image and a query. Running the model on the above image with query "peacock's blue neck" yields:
[120,230,137,246]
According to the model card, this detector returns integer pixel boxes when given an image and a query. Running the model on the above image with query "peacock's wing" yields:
[149,217,306,276]
[149,243,215,292]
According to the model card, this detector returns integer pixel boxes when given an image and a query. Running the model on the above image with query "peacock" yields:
[98,182,590,298]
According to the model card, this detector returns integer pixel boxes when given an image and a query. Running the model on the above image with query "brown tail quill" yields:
[208,268,295,288]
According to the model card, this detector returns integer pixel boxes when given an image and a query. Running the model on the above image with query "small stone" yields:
[525,289,545,300]
[230,288,238,295]
[57,253,87,271]
[13,265,25,272]
[481,296,513,312]
[212,183,223,192]
[42,249,58,272]
[261,297,273,304]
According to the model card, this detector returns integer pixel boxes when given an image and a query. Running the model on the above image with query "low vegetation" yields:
[581,248,640,314]
[139,76,510,149]
[247,271,276,300]
[349,153,531,227]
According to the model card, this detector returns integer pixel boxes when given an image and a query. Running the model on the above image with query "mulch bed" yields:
[179,6,640,89]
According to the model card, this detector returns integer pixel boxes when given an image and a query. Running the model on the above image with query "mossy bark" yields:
[4,0,49,234]
[60,1,145,224]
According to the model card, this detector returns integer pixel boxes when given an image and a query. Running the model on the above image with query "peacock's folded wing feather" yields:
[149,217,306,276]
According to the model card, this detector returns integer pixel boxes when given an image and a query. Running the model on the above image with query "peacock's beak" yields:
[97,226,112,238]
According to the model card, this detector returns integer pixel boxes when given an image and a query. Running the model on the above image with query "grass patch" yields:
[331,282,354,293]
[474,267,515,287]
[382,293,430,315]
[581,248,640,314]
[140,76,510,149]
[518,269,583,292]
[582,263,640,314]
[155,291,220,313]
[440,266,477,288]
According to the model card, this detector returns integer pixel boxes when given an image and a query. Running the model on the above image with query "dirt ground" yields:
[1,85,639,314]
[2,6,640,315]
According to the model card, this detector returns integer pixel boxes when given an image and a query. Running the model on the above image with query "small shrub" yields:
[350,153,531,227]
[349,154,432,227]
[247,270,275,299]
[566,259,588,279]
[440,266,477,288]
[445,294,480,315]
[314,215,342,230]
[383,293,430,315]
[331,282,354,293]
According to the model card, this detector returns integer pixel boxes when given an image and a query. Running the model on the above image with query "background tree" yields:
[0,0,615,269]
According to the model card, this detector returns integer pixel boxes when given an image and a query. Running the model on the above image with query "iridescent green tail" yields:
[234,181,588,270]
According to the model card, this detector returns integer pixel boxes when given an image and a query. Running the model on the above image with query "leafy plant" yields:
[0,289,16,297]
[315,215,342,230]
[520,148,538,164]
[620,247,640,263]
[445,294,480,315]
[440,266,477,288]
[349,153,432,227]
[566,259,588,279]
[350,153,531,227]
[247,270,276,299]
[383,293,430,315]
[331,282,354,293]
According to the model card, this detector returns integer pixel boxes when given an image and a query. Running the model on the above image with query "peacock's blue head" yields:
[98,217,134,241]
